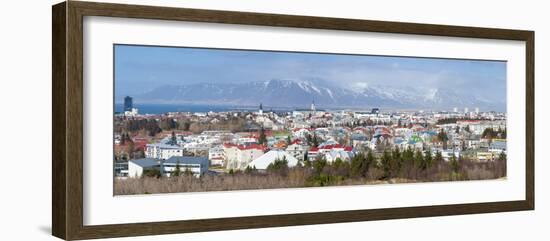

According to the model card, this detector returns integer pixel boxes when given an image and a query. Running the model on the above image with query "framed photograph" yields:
[52,1,534,240]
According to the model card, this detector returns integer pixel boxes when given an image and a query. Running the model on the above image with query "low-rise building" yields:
[128,158,160,178]
[308,144,354,162]
[128,156,209,178]
[164,156,209,177]
[224,143,266,170]
[439,149,461,161]
[489,140,507,154]
[145,143,184,160]
[307,147,320,161]
[323,148,355,163]
[476,151,495,162]
[114,161,129,178]
[208,146,225,166]
[285,141,309,161]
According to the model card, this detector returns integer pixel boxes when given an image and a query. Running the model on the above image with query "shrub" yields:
[142,169,161,178]
[244,165,257,174]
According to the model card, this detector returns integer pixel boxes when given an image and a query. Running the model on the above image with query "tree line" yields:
[240,147,507,187]
[117,116,248,136]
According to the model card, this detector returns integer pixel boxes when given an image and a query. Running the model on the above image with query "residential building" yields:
[307,147,320,161]
[323,147,355,163]
[440,149,461,161]
[208,146,225,166]
[477,152,495,162]
[489,140,507,154]
[224,143,266,170]
[145,143,184,160]
[285,141,309,161]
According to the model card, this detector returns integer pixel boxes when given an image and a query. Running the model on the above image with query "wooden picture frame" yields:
[52,1,534,240]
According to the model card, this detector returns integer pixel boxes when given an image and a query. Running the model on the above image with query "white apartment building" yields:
[208,146,225,166]
[145,143,184,160]
[223,144,265,170]
[285,142,309,161]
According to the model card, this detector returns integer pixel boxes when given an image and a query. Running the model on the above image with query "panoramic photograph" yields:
[113,44,507,195]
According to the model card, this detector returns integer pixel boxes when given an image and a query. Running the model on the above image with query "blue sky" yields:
[115,44,506,102]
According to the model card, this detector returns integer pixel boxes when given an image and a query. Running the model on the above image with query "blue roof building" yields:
[128,156,209,178]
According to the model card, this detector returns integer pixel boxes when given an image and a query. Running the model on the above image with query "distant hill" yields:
[135,79,505,111]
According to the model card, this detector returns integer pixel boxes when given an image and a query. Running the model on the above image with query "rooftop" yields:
[129,158,160,168]
[248,150,299,169]
[146,143,183,149]
[166,156,209,166]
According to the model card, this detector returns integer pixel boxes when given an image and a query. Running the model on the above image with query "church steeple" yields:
[259,103,263,115]
[310,98,316,112]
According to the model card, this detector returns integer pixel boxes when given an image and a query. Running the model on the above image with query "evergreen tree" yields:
[401,146,415,176]
[391,147,403,176]
[312,132,319,147]
[120,133,127,145]
[305,133,312,145]
[366,151,375,170]
[258,127,267,145]
[434,150,444,165]
[333,158,344,169]
[438,129,449,149]
[313,157,327,176]
[450,154,460,173]
[403,147,414,163]
[170,131,177,145]
[244,165,257,174]
[183,168,193,176]
[350,152,372,178]
[127,141,135,159]
[142,168,161,178]
[423,149,433,171]
[414,149,424,169]
[498,151,507,161]
[380,150,393,179]
[172,161,181,177]
[481,127,505,139]
[482,127,494,139]
[266,156,289,176]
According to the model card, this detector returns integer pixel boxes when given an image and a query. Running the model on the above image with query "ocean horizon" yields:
[114,103,503,115]
[114,103,261,114]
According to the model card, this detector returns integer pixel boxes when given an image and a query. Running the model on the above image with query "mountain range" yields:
[133,79,505,111]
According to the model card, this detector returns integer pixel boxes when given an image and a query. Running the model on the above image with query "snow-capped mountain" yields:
[135,79,504,111]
